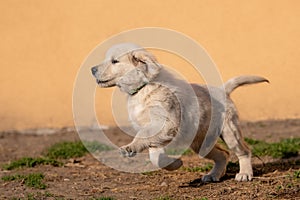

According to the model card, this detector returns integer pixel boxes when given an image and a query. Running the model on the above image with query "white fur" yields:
[91,43,268,182]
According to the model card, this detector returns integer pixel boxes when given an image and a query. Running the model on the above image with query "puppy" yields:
[91,43,268,182]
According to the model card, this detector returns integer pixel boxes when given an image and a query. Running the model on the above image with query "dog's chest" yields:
[127,97,150,128]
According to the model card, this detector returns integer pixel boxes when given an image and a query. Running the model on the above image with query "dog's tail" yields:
[224,75,269,95]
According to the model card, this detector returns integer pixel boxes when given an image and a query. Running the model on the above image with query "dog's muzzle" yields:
[91,66,98,76]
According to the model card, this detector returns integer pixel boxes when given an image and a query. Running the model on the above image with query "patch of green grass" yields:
[2,141,112,171]
[154,196,172,200]
[166,148,194,156]
[2,173,46,189]
[1,174,20,181]
[45,141,87,159]
[276,180,295,191]
[45,141,112,159]
[182,148,194,155]
[181,163,213,172]
[3,141,111,171]
[83,141,113,153]
[245,138,300,158]
[90,197,115,200]
[3,157,62,170]
[44,191,54,197]
[10,192,58,200]
[244,138,262,145]
[22,173,46,189]
[226,161,239,172]
[26,193,35,200]
[276,184,283,191]
[294,170,300,179]
[141,171,155,176]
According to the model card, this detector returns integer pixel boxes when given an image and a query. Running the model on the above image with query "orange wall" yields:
[0,0,300,130]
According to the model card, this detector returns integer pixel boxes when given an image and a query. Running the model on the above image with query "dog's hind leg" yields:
[200,144,229,182]
[222,110,253,181]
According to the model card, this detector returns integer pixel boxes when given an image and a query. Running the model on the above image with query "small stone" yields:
[160,182,168,186]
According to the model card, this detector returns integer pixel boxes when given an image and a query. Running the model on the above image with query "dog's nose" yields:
[91,66,98,75]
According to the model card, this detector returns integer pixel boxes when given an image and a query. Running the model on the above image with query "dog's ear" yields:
[130,50,161,80]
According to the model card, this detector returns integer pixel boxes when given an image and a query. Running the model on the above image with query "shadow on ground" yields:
[182,156,300,188]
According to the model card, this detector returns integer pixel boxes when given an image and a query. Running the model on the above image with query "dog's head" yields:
[91,43,161,93]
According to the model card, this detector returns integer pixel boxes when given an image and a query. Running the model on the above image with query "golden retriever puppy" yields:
[91,43,268,182]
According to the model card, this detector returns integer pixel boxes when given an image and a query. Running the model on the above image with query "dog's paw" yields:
[201,174,220,182]
[163,159,183,171]
[235,173,253,181]
[119,145,137,157]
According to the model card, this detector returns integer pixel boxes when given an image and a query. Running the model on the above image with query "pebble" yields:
[160,181,168,186]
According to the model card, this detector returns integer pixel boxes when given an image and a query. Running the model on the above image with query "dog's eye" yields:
[111,59,119,64]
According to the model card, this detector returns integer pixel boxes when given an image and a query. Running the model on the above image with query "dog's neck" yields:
[127,69,166,96]
[125,68,181,96]
[128,81,148,95]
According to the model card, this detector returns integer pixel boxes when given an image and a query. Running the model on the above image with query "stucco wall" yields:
[1,0,299,130]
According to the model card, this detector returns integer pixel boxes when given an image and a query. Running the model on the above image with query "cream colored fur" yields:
[91,43,269,182]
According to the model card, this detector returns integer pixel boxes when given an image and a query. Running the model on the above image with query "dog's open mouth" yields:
[96,78,115,87]
[97,79,110,84]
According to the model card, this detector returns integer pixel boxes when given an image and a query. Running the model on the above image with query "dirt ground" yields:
[0,119,299,200]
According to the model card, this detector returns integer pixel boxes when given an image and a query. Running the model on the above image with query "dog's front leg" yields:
[119,124,175,158]
[119,125,158,157]
[120,105,178,158]
[149,147,183,170]
[119,137,149,157]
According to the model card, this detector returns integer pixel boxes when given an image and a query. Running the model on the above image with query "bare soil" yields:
[0,119,299,200]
